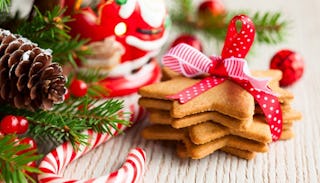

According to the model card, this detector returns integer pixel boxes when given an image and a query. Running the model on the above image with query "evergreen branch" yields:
[0,135,42,183]
[0,97,130,150]
[0,0,10,12]
[253,12,288,44]
[170,2,289,45]
[16,6,90,67]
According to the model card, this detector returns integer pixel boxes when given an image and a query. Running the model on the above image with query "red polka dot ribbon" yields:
[162,15,282,141]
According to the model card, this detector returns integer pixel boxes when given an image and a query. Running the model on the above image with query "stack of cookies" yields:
[139,67,301,160]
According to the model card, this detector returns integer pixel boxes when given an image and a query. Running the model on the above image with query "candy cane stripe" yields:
[38,94,146,183]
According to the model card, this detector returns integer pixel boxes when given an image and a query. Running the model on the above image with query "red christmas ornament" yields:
[198,0,226,17]
[69,79,88,97]
[171,34,203,52]
[270,49,304,86]
[16,116,29,134]
[0,115,19,134]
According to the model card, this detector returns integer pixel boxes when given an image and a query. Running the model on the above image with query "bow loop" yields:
[162,43,212,77]
[221,15,255,59]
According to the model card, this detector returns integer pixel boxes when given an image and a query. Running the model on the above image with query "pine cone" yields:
[0,29,66,111]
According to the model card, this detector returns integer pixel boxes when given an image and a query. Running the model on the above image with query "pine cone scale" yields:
[17,74,28,92]
[29,62,44,77]
[0,44,8,56]
[8,50,24,67]
[0,68,8,85]
[0,54,9,69]
[15,60,31,77]
[6,41,22,54]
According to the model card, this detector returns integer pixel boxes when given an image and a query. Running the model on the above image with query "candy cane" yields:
[38,93,146,183]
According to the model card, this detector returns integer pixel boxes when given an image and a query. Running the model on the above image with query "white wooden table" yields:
[13,0,320,182]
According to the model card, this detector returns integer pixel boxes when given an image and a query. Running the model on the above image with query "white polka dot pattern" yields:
[235,78,283,141]
[162,15,283,141]
[221,15,255,59]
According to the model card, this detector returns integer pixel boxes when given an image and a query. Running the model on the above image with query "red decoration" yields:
[0,115,28,135]
[38,130,146,183]
[270,49,304,86]
[162,15,283,141]
[0,115,19,134]
[63,0,167,97]
[69,79,88,97]
[18,137,38,155]
[100,59,161,97]
[64,88,70,100]
[25,161,37,178]
[198,0,226,17]
[171,34,203,52]
[64,0,168,63]
[16,116,29,134]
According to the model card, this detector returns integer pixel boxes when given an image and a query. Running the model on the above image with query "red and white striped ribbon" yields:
[38,93,147,183]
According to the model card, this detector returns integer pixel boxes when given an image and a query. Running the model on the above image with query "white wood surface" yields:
[13,0,320,182]
[62,0,320,182]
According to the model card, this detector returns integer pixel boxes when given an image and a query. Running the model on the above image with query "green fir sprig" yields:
[16,6,90,67]
[170,1,288,45]
[0,135,42,183]
[0,97,130,149]
[0,0,10,12]
[253,12,288,44]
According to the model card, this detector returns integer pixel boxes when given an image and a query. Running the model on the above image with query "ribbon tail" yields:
[238,81,283,141]
[167,76,226,104]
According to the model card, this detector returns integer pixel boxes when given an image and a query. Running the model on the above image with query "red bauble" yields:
[69,79,88,97]
[270,49,304,86]
[198,0,226,17]
[16,116,29,134]
[0,115,19,134]
[171,34,203,52]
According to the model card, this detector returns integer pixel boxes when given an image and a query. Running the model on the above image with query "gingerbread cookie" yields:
[139,67,302,160]
[142,124,269,159]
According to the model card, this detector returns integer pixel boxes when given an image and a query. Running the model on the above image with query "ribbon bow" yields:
[162,15,282,141]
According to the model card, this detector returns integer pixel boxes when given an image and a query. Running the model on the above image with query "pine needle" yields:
[0,96,130,150]
[0,0,10,12]
[0,135,42,183]
[16,6,90,67]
